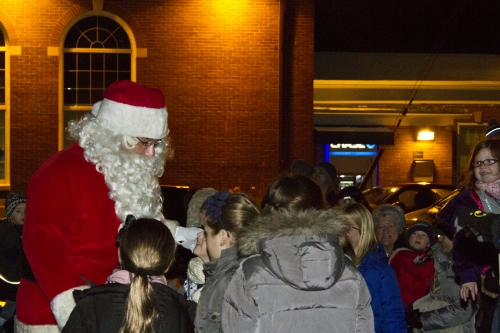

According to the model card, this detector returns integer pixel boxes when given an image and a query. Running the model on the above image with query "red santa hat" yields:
[92,80,168,139]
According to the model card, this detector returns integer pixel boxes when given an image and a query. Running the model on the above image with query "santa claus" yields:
[15,80,200,332]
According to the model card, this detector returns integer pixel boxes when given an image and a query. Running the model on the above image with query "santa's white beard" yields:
[98,148,165,223]
[68,115,171,224]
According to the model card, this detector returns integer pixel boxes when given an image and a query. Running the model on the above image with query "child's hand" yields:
[460,282,478,301]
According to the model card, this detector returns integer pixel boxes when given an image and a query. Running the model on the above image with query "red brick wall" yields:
[378,127,453,186]
[0,0,315,202]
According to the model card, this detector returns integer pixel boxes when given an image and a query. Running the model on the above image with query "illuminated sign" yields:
[326,143,378,157]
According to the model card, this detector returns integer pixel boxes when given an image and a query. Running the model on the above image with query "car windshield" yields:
[363,186,400,206]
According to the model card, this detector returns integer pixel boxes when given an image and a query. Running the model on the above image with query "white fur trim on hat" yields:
[92,98,168,139]
[50,285,89,330]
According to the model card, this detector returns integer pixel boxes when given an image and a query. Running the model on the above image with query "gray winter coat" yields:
[221,209,374,333]
[413,242,477,333]
[195,247,239,333]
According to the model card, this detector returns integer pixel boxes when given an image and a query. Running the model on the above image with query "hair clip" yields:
[204,190,230,221]
[116,215,136,246]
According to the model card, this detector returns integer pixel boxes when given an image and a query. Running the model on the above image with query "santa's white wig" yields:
[67,114,174,223]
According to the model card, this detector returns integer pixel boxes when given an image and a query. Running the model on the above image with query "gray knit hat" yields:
[6,191,27,218]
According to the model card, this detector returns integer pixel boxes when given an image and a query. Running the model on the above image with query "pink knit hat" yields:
[92,80,168,139]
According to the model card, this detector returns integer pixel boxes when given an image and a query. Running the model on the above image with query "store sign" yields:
[327,143,378,156]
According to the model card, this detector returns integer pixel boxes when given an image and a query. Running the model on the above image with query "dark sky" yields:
[315,0,500,54]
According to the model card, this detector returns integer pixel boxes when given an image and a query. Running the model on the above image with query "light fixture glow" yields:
[417,130,434,141]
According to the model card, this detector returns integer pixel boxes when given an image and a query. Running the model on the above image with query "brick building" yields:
[0,0,314,201]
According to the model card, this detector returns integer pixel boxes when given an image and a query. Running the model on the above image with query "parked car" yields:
[404,189,459,226]
[363,183,456,214]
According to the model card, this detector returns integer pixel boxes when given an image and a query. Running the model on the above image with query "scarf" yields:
[476,179,500,200]
[106,269,168,285]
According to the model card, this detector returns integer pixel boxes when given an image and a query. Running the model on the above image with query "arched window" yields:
[63,15,132,147]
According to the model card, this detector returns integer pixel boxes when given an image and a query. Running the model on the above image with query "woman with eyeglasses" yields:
[437,139,500,332]
[343,203,407,333]
[194,191,260,333]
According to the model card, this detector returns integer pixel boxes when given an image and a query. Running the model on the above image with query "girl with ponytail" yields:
[63,217,194,333]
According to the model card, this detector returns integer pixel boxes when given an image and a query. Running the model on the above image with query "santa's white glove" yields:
[174,226,203,252]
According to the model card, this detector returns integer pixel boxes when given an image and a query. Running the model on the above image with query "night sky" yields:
[315,0,500,54]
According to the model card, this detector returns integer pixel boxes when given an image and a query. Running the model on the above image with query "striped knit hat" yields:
[6,191,27,218]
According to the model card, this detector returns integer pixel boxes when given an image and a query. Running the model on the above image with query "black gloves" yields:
[457,210,499,239]
[405,307,423,331]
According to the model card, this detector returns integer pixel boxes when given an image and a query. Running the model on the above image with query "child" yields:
[389,220,436,309]
[221,175,374,333]
[63,217,194,333]
[406,223,477,332]
[194,190,260,333]
[0,191,27,332]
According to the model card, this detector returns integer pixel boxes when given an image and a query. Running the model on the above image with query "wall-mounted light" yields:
[417,130,435,141]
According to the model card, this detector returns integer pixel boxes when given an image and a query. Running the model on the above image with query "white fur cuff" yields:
[50,285,89,330]
[14,317,60,333]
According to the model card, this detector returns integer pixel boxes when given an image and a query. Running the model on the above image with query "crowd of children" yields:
[6,135,500,332]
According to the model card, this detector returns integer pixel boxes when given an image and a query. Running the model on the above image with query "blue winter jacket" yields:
[358,244,407,333]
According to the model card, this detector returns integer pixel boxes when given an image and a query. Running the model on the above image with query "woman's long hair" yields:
[118,218,176,333]
[462,140,500,190]
[343,203,377,267]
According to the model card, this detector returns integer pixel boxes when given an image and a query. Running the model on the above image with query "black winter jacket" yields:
[63,282,195,333]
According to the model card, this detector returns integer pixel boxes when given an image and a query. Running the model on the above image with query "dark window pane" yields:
[118,54,131,68]
[105,54,117,70]
[64,89,76,105]
[77,54,91,70]
[90,88,105,104]
[78,89,91,105]
[118,71,131,81]
[114,27,131,48]
[78,72,90,88]
[105,72,118,87]
[0,33,4,46]
[91,53,104,70]
[64,28,80,48]
[0,53,5,69]
[64,53,76,70]
[0,71,4,86]
[64,71,76,88]
[91,72,104,88]
[0,88,4,104]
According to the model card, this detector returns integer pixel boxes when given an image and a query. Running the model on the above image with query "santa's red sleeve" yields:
[19,144,121,329]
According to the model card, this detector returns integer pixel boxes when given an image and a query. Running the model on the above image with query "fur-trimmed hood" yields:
[238,209,350,290]
[239,208,349,256]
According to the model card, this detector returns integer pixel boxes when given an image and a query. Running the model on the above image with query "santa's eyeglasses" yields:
[136,137,164,148]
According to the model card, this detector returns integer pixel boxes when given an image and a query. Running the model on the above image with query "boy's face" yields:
[408,230,430,251]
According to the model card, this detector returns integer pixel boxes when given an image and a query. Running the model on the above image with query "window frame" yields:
[59,12,137,150]
[0,24,10,189]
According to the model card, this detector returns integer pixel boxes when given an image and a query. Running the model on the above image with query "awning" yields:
[314,126,394,145]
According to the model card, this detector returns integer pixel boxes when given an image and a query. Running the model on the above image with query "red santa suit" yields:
[16,143,121,332]
[15,81,201,333]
